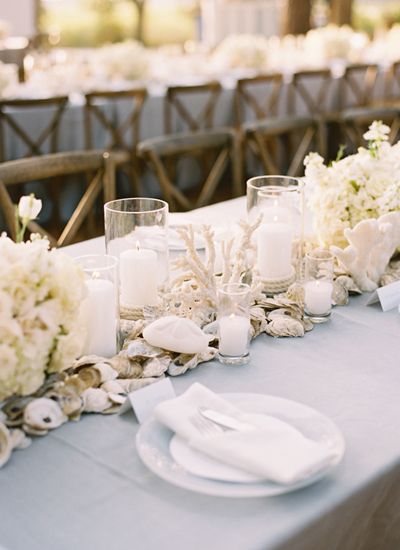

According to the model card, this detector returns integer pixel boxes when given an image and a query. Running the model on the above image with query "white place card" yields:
[118,378,176,423]
[365,280,400,311]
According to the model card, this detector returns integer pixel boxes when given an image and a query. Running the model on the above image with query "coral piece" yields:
[331,212,400,291]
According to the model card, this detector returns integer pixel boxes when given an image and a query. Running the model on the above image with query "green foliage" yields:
[40,0,195,47]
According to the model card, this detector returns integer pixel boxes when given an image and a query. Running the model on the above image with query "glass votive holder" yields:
[104,198,169,311]
[75,254,119,358]
[217,283,251,366]
[247,175,304,294]
[304,249,334,323]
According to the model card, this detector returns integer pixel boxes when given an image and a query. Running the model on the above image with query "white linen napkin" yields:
[154,383,337,485]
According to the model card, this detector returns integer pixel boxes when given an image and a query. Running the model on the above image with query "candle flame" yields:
[91,271,100,279]
[229,313,236,319]
[273,215,278,223]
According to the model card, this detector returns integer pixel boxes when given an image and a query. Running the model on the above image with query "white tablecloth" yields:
[0,198,399,550]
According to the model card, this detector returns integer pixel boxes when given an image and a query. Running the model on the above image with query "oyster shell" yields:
[92,362,118,383]
[81,388,112,413]
[142,356,171,378]
[266,317,305,338]
[332,280,349,306]
[168,347,217,376]
[109,355,143,379]
[0,422,12,468]
[45,385,84,420]
[101,380,126,394]
[116,378,161,392]
[23,398,68,434]
[2,396,33,427]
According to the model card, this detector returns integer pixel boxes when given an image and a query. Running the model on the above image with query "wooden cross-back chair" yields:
[0,150,128,246]
[287,68,333,115]
[244,116,319,177]
[339,106,400,152]
[235,73,283,126]
[138,128,242,211]
[384,61,400,106]
[84,88,148,194]
[164,81,222,134]
[0,95,68,162]
[339,63,379,109]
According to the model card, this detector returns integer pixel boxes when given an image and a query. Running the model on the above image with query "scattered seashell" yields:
[101,380,126,394]
[0,422,12,468]
[334,275,362,294]
[116,378,161,392]
[107,393,126,405]
[92,362,118,383]
[45,385,84,419]
[109,355,143,379]
[23,398,68,432]
[125,339,165,359]
[81,388,112,413]
[143,315,210,354]
[332,280,349,306]
[10,429,31,450]
[73,355,109,369]
[285,282,305,304]
[168,347,217,376]
[76,366,102,389]
[2,396,34,427]
[266,317,305,338]
[142,356,170,378]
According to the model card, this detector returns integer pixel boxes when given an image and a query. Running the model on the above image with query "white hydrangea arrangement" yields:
[305,121,400,248]
[0,197,87,400]
[95,40,149,81]
[211,34,269,71]
[304,24,368,64]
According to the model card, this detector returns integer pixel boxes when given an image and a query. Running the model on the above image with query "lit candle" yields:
[82,277,117,357]
[257,219,293,279]
[218,314,250,357]
[304,280,333,315]
[120,244,158,307]
[261,200,291,223]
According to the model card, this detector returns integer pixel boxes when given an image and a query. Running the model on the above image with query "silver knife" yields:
[198,407,256,432]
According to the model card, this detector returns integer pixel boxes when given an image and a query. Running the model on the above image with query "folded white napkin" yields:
[154,383,337,485]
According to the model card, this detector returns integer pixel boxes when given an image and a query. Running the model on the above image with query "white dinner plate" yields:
[135,393,345,498]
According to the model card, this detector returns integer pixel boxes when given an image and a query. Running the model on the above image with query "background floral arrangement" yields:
[304,121,400,248]
[95,40,150,81]
[211,34,269,71]
[0,198,87,401]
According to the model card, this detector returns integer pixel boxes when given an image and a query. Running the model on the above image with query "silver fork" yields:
[190,412,226,436]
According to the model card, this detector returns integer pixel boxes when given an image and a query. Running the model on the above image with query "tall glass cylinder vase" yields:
[75,254,119,357]
[104,198,169,314]
[247,175,304,294]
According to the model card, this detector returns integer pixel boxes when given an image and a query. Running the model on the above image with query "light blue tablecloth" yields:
[0,199,399,550]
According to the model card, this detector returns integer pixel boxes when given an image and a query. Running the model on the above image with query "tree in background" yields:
[330,0,353,26]
[129,0,146,42]
[283,0,312,35]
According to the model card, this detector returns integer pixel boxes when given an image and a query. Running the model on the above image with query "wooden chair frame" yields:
[0,96,68,162]
[138,128,242,211]
[384,61,400,105]
[84,88,147,194]
[339,63,379,109]
[340,106,400,149]
[287,69,333,115]
[0,149,128,247]
[244,116,318,177]
[164,81,222,134]
[235,73,283,125]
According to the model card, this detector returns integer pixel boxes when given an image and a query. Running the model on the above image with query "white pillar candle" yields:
[257,221,293,279]
[304,280,333,315]
[120,246,158,307]
[82,278,117,357]
[218,314,250,357]
[261,204,290,223]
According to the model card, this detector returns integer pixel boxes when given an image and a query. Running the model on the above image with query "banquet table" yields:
[1,197,400,550]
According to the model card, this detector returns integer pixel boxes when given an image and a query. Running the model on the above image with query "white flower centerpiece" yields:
[304,121,400,248]
[0,196,86,401]
[210,34,269,71]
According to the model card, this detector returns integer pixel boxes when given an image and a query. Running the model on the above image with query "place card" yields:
[365,280,400,311]
[119,378,176,423]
